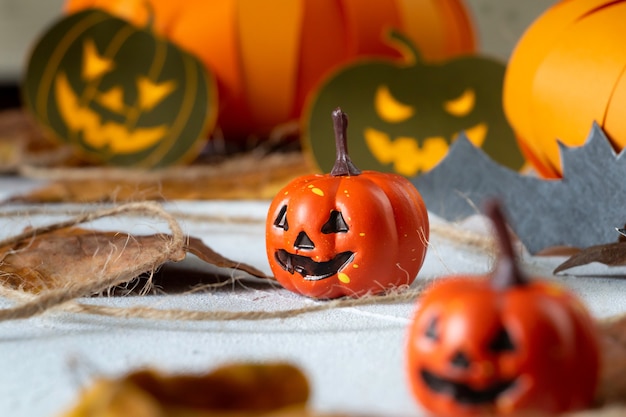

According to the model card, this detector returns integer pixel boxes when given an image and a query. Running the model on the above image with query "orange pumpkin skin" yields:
[266,171,428,299]
[65,0,476,142]
[503,0,626,178]
[266,109,429,299]
[405,202,600,416]
[406,277,600,416]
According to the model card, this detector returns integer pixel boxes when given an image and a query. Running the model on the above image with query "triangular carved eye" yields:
[82,39,114,81]
[321,210,349,234]
[424,317,439,341]
[137,76,177,111]
[489,327,516,352]
[274,205,289,231]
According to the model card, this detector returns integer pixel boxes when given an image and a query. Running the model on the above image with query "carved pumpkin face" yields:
[23,9,216,167]
[406,202,600,416]
[266,109,429,299]
[305,32,523,177]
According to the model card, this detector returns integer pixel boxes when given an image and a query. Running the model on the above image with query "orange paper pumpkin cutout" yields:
[406,202,600,416]
[65,0,476,142]
[504,0,626,178]
[266,109,429,299]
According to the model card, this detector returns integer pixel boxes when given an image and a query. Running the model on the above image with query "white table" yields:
[0,176,624,417]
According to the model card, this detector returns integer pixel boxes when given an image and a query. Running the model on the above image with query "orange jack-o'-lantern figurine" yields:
[266,108,429,299]
[406,201,600,416]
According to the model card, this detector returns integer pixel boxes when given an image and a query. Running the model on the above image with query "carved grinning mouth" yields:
[364,124,487,176]
[55,72,169,153]
[420,369,516,405]
[274,250,355,281]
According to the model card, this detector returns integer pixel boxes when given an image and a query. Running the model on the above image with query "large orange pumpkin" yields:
[65,0,476,142]
[504,0,626,178]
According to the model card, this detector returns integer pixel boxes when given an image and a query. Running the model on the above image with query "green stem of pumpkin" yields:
[331,108,361,177]
[387,29,422,65]
[143,0,156,32]
[486,200,528,290]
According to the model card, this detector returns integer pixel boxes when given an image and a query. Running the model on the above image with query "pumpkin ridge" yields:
[143,50,197,166]
[578,0,626,21]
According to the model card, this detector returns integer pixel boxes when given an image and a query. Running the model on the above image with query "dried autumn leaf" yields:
[0,109,72,171]
[61,363,310,417]
[185,236,268,279]
[0,228,267,294]
[8,152,312,203]
[553,242,626,274]
[597,315,626,405]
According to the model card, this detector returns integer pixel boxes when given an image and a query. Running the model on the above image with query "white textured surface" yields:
[1,177,626,417]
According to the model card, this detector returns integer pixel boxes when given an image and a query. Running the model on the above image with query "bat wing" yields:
[413,125,624,254]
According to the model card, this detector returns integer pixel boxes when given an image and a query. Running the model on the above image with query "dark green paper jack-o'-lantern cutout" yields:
[303,31,523,177]
[23,9,216,168]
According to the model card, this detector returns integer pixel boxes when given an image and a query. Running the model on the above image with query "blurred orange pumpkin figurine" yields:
[266,108,429,299]
[406,200,600,416]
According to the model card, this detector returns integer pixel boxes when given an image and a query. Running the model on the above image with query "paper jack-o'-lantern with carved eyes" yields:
[266,108,429,299]
[406,201,600,416]
[305,31,524,177]
[23,9,215,167]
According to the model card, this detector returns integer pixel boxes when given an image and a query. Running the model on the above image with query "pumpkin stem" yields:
[486,199,528,290]
[143,0,156,31]
[387,29,422,65]
[330,108,361,177]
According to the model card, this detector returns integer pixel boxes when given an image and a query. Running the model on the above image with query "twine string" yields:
[0,202,186,321]
[0,203,492,322]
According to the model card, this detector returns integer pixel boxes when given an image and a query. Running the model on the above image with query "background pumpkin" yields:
[65,0,476,144]
[406,201,600,416]
[304,31,523,177]
[22,9,215,168]
[266,108,429,299]
[503,0,626,178]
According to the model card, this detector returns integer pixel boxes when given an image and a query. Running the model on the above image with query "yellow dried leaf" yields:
[63,379,164,417]
[61,363,310,417]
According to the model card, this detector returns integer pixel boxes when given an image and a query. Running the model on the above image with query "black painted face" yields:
[420,316,518,405]
[420,369,516,405]
[272,205,355,281]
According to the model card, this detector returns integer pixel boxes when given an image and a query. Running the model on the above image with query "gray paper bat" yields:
[412,123,623,254]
